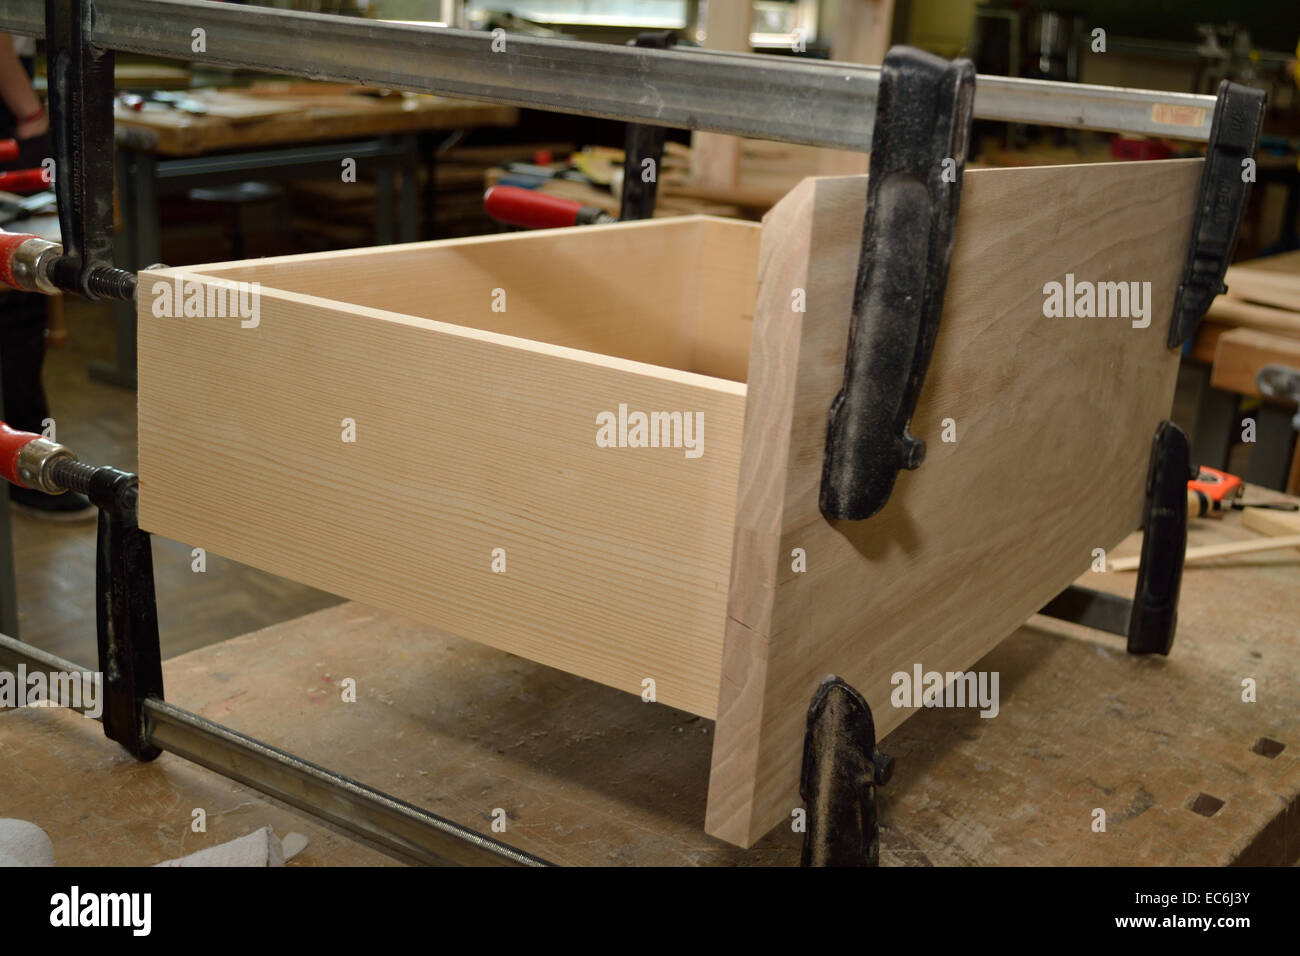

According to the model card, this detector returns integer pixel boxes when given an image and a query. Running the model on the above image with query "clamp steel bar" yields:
[0,630,550,867]
[0,0,1219,147]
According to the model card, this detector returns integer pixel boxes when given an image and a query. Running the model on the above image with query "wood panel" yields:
[114,88,518,156]
[1224,250,1300,312]
[194,216,760,383]
[705,159,1203,846]
[1206,297,1300,338]
[1211,327,1300,399]
[136,217,758,719]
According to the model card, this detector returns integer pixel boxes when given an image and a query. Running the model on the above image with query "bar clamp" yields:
[820,46,976,521]
[1168,80,1266,348]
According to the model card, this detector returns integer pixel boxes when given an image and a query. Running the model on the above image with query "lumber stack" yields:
[1209,250,1300,339]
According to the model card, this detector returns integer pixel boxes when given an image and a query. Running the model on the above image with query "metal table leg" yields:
[397,132,420,242]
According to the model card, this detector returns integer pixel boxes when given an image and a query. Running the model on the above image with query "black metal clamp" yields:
[1040,421,1192,655]
[44,0,137,301]
[619,30,677,221]
[819,46,976,521]
[1168,80,1267,349]
[800,676,893,867]
[50,458,164,759]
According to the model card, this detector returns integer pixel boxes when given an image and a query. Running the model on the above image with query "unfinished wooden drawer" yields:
[139,217,757,722]
[139,160,1202,847]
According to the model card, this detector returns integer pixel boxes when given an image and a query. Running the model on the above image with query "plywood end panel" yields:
[706,159,1203,847]
[137,270,747,718]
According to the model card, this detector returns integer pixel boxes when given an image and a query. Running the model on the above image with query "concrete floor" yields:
[9,295,341,666]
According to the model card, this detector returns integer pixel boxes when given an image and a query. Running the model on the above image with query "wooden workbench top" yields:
[2,509,1296,866]
[113,84,518,156]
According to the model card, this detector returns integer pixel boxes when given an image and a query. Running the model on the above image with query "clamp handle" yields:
[0,421,41,487]
[0,420,76,494]
[484,185,615,230]
[0,168,53,194]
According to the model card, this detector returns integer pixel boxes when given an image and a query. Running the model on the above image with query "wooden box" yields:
[138,159,1202,847]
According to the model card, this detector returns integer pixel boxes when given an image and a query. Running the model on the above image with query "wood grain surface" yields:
[137,217,760,719]
[115,88,518,156]
[705,159,1204,846]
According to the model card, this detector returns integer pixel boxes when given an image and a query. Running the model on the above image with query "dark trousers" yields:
[0,291,50,433]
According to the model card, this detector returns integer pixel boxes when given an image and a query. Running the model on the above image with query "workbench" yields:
[4,503,1294,866]
[101,86,518,386]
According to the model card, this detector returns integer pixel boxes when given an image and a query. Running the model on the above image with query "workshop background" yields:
[0,0,1297,870]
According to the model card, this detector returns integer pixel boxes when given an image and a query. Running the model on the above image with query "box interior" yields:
[191,216,761,385]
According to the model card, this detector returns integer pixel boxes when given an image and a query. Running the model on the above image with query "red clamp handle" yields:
[0,230,41,291]
[0,139,19,162]
[0,421,41,487]
[484,185,585,229]
[0,167,51,195]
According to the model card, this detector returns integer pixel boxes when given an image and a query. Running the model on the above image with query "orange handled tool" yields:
[484,185,616,230]
[1187,465,1241,519]
[0,421,79,494]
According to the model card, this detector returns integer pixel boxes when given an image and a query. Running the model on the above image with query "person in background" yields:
[0,33,94,519]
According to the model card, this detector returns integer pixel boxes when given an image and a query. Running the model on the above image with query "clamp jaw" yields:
[0,0,137,301]
[819,47,976,521]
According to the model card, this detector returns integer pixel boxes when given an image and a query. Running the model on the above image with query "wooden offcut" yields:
[1211,327,1300,398]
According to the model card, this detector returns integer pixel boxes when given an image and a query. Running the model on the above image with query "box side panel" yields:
[680,219,763,383]
[181,217,760,381]
[137,284,744,718]
[707,159,1203,846]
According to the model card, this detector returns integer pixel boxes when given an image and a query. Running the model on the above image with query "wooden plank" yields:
[1110,534,1300,570]
[1233,249,1300,275]
[190,216,760,381]
[114,90,518,156]
[137,217,760,719]
[705,159,1203,847]
[1225,248,1300,313]
[1211,327,1300,398]
[1206,297,1300,338]
[1225,271,1300,312]
[1242,505,1300,538]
